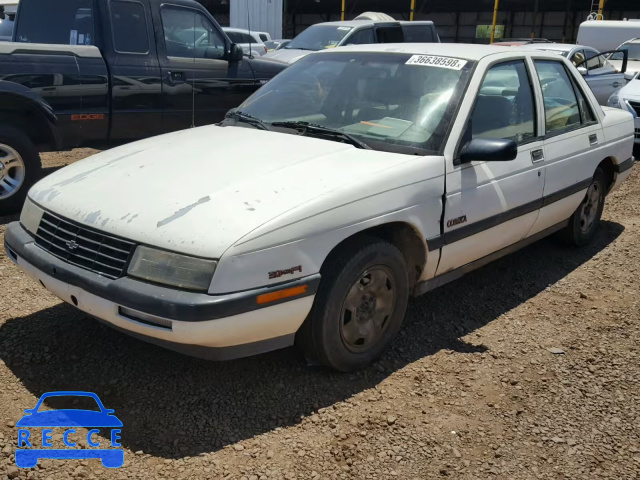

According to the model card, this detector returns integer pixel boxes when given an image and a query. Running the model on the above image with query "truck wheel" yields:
[0,126,41,216]
[296,238,410,372]
[559,167,606,246]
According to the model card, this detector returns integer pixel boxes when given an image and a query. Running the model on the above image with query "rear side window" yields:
[110,1,149,54]
[344,28,375,45]
[15,0,96,45]
[259,33,268,42]
[376,25,403,43]
[402,25,435,43]
[534,60,582,135]
[225,31,242,43]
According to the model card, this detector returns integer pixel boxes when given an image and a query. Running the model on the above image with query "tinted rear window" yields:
[15,0,96,45]
[402,25,435,43]
[110,0,149,53]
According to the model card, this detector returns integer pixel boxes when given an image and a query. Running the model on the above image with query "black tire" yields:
[296,237,410,372]
[559,167,606,246]
[0,125,42,217]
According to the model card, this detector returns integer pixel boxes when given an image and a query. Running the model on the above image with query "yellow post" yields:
[490,0,500,44]
[410,0,416,21]
[598,0,605,19]
[341,0,345,21]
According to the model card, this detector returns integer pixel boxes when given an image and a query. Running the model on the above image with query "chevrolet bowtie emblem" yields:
[66,240,79,251]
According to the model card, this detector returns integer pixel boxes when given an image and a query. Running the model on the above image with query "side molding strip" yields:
[426,178,591,252]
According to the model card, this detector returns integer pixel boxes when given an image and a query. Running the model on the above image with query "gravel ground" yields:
[0,149,639,480]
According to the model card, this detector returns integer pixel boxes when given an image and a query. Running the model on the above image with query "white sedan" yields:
[607,75,640,145]
[5,44,635,372]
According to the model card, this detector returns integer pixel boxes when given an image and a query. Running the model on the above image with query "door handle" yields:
[612,82,623,88]
[589,133,598,146]
[531,149,544,163]
[168,71,187,84]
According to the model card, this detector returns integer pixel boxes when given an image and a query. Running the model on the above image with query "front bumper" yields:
[4,222,319,360]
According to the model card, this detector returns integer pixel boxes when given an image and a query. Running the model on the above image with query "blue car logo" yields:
[15,391,123,468]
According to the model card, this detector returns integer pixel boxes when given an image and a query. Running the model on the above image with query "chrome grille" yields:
[35,211,136,279]
[628,100,640,117]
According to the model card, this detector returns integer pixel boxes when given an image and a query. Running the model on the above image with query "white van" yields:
[577,19,640,53]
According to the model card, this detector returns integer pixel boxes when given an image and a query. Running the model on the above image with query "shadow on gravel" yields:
[0,221,624,458]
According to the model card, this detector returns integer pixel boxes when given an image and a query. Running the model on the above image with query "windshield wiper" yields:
[270,121,370,149]
[225,110,269,130]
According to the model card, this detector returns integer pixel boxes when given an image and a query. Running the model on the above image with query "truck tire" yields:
[296,238,410,372]
[559,167,606,246]
[0,126,42,216]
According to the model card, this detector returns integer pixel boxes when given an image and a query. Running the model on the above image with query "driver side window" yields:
[160,6,225,60]
[469,60,536,144]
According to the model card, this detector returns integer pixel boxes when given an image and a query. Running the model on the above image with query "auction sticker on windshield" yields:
[406,55,468,70]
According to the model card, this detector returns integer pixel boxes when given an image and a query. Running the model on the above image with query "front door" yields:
[156,4,199,132]
[437,59,545,274]
[582,49,626,105]
[188,11,256,126]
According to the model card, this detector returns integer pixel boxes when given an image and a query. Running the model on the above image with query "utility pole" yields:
[490,0,500,44]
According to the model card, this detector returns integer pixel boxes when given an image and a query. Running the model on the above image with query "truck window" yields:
[259,33,268,42]
[161,6,225,60]
[344,28,374,45]
[402,25,435,43]
[14,0,95,46]
[110,0,149,54]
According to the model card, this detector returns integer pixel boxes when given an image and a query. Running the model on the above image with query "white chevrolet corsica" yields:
[4,44,635,372]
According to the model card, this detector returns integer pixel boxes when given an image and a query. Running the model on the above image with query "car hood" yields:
[29,126,411,259]
[263,48,312,64]
[618,79,640,99]
[16,410,123,427]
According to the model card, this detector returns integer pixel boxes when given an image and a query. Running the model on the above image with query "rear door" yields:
[103,0,163,141]
[528,58,605,236]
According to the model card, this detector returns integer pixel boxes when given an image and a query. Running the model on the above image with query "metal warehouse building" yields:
[200,0,640,43]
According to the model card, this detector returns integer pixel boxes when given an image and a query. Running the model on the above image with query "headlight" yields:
[20,198,44,234]
[608,94,623,109]
[127,246,217,291]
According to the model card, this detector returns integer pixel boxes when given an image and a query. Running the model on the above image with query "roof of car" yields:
[321,42,549,60]
[308,19,434,28]
[517,43,578,53]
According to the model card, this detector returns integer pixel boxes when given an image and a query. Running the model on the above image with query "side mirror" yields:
[577,66,588,76]
[458,138,518,164]
[228,43,244,62]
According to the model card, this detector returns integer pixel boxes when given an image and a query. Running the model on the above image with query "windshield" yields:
[237,52,474,155]
[285,24,353,51]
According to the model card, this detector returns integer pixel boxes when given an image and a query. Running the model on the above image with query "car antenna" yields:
[247,0,253,58]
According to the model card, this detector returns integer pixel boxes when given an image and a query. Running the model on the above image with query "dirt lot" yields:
[0,149,639,480]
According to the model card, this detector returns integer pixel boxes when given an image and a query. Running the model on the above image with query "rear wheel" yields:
[0,126,41,216]
[296,238,410,372]
[559,167,606,246]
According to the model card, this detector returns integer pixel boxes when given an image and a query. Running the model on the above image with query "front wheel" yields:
[0,126,42,216]
[559,167,606,246]
[296,238,410,372]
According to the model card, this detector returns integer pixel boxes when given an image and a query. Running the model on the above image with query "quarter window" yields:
[469,60,536,144]
[534,60,583,135]
[110,1,149,54]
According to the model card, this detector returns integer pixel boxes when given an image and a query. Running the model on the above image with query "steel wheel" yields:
[579,183,601,234]
[340,266,397,353]
[0,143,26,200]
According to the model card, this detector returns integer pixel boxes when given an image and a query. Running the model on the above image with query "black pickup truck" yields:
[0,0,287,215]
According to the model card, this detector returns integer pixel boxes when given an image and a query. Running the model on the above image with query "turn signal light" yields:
[257,285,308,304]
